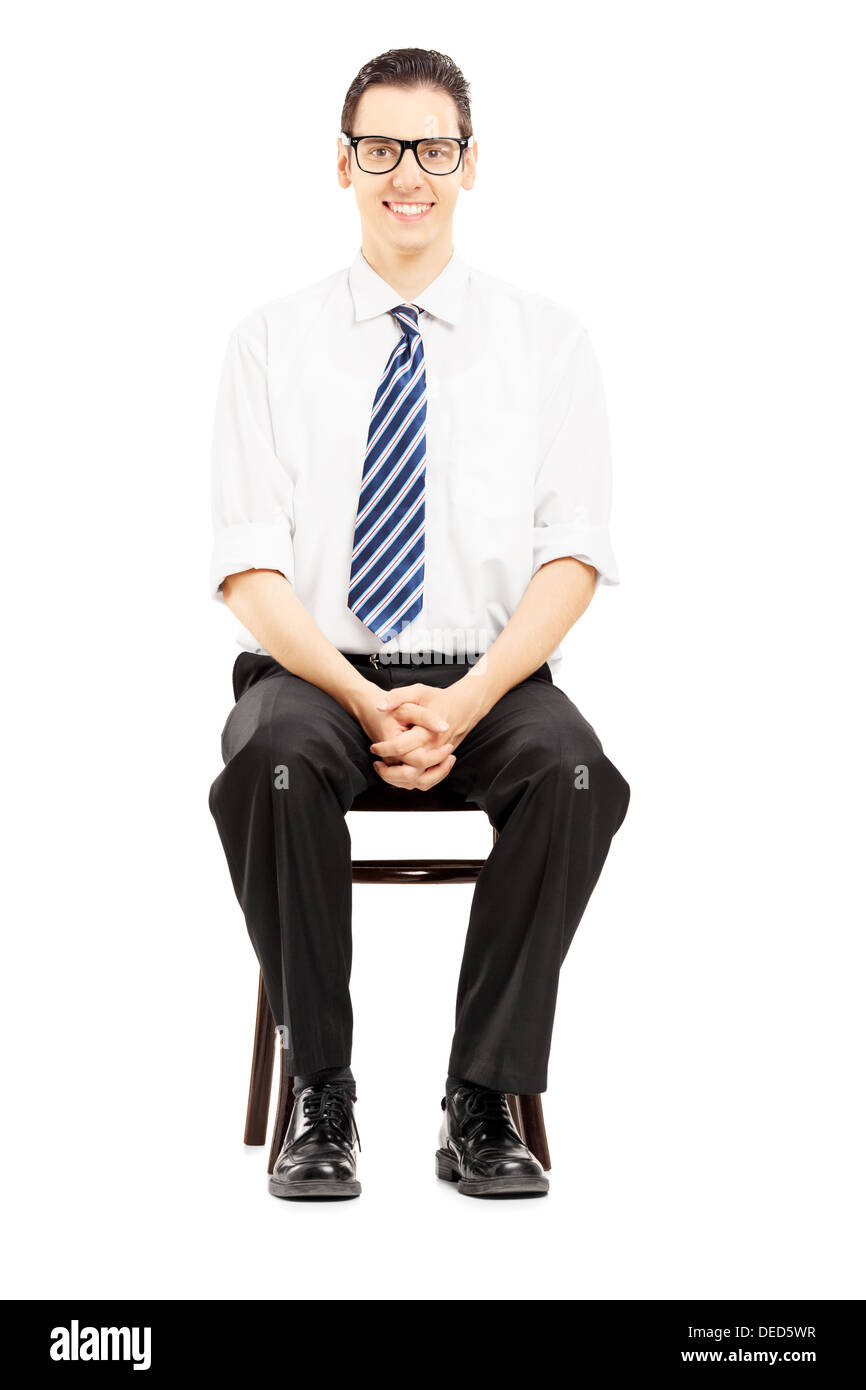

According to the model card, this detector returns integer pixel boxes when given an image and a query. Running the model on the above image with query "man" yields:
[208,47,630,1201]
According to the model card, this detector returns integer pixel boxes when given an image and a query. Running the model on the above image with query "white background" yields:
[2,0,863,1301]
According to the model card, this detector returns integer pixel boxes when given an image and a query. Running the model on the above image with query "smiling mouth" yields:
[383,201,434,219]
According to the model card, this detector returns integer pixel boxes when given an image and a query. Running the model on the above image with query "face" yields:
[337,84,477,253]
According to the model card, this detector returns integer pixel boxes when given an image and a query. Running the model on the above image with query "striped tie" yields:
[348,303,427,642]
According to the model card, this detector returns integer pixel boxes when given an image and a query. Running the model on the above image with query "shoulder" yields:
[228,266,348,361]
[468,263,589,351]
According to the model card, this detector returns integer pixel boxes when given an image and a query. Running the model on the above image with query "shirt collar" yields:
[348,243,470,325]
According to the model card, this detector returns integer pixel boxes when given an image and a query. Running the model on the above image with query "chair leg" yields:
[267,1058,295,1175]
[244,970,276,1145]
[506,1093,523,1136]
[517,1094,552,1171]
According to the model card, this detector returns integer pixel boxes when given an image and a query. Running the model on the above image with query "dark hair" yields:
[340,47,473,140]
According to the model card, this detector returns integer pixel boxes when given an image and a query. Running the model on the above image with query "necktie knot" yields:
[391,303,422,337]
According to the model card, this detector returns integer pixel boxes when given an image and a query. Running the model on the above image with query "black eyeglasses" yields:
[340,133,474,176]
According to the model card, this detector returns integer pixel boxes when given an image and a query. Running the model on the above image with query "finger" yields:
[381,701,449,735]
[375,684,425,711]
[375,688,450,731]
[372,742,453,769]
[373,754,457,791]
[383,745,458,778]
[400,742,454,771]
[370,725,429,758]
[373,760,425,789]
[371,724,447,759]
[415,754,457,789]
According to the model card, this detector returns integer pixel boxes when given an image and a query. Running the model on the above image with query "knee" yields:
[605,760,630,833]
[570,733,629,820]
[219,711,332,793]
[516,720,606,787]
[526,722,629,831]
[248,718,336,787]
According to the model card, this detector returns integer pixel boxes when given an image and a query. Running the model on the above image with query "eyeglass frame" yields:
[340,132,475,176]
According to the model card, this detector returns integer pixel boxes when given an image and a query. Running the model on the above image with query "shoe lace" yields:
[298,1084,362,1152]
[461,1087,512,1139]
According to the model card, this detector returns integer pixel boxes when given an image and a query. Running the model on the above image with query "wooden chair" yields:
[243,782,552,1173]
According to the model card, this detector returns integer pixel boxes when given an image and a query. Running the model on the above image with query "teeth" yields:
[387,203,431,216]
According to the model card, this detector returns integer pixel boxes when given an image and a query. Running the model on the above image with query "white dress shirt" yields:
[210,243,619,678]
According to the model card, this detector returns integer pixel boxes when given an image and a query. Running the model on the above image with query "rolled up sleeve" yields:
[532,326,619,589]
[210,320,295,603]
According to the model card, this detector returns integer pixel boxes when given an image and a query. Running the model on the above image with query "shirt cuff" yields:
[210,521,295,601]
[531,523,620,587]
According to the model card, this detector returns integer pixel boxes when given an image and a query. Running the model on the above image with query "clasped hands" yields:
[356,679,487,791]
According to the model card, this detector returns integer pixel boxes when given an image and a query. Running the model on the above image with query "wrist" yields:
[340,673,378,722]
[452,669,497,728]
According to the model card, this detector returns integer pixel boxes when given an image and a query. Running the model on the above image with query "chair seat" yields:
[350,782,484,814]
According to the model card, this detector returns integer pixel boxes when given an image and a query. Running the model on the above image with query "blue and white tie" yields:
[348,303,427,642]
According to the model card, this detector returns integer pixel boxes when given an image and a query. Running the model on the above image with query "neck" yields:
[360,229,454,303]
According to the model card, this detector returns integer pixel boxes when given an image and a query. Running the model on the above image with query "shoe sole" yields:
[435,1148,549,1197]
[268,1177,361,1200]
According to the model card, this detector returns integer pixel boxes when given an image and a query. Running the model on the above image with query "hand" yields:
[351,683,456,789]
[368,679,489,790]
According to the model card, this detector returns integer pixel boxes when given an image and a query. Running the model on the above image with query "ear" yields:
[461,135,478,191]
[337,135,353,190]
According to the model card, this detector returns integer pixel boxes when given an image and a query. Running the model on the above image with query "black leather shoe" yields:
[268,1084,361,1200]
[436,1087,549,1197]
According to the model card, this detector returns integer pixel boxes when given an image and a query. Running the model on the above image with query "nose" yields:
[392,146,425,190]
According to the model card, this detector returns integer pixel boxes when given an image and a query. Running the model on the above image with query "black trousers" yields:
[208,651,630,1095]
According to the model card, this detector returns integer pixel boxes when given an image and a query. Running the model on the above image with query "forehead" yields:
[353,84,460,138]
